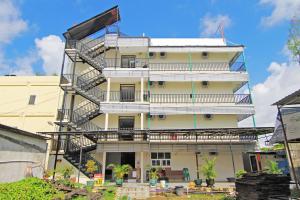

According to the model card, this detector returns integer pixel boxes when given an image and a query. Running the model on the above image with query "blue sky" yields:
[0,0,300,126]
[1,0,290,83]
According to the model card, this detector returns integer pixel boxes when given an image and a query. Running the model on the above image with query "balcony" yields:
[95,128,258,144]
[104,91,251,104]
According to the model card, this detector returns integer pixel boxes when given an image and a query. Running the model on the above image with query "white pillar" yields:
[140,151,144,183]
[106,78,111,102]
[140,77,144,102]
[105,113,109,131]
[102,152,106,180]
[140,113,144,130]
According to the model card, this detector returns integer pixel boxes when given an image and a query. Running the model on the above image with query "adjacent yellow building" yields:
[0,76,61,133]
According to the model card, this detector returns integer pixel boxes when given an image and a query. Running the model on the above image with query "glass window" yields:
[151,153,157,159]
[28,95,36,105]
[151,152,171,167]
[158,153,164,159]
[165,153,171,159]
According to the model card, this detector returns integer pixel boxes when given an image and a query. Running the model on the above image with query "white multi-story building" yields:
[49,7,272,182]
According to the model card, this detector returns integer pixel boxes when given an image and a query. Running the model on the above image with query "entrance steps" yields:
[116,183,150,200]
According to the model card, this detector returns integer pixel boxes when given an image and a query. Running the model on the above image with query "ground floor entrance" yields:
[105,152,136,180]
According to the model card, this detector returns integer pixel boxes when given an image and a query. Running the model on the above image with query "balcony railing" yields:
[96,130,257,143]
[103,58,246,72]
[149,94,252,104]
[105,91,252,104]
[109,91,148,102]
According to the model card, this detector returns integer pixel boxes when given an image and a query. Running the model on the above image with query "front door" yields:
[120,85,135,102]
[250,155,258,172]
[119,116,135,140]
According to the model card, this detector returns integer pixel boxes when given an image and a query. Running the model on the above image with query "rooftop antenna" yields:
[215,22,226,43]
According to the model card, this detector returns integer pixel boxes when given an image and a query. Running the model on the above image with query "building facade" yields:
[50,7,272,182]
[0,76,61,133]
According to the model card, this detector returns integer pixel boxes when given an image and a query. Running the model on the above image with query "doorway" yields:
[250,155,258,172]
[119,116,135,140]
[120,84,135,102]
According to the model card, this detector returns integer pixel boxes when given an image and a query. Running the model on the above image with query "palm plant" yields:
[265,160,282,174]
[107,163,132,186]
[201,157,217,186]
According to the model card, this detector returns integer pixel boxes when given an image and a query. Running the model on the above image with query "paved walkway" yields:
[116,183,150,200]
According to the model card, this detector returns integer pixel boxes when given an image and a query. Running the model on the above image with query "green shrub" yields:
[265,160,282,174]
[201,157,217,180]
[235,169,247,178]
[0,177,63,200]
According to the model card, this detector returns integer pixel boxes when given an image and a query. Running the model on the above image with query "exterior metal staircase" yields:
[58,36,109,177]
[63,137,102,177]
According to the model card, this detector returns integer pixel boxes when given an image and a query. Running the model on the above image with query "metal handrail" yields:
[105,58,149,68]
[109,91,148,102]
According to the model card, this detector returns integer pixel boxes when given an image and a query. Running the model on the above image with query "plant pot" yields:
[115,178,123,186]
[227,177,236,182]
[206,179,215,187]
[194,179,202,186]
[175,186,185,196]
[149,179,157,187]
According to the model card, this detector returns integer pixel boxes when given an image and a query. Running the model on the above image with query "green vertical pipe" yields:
[189,53,197,128]
[242,52,256,127]
[147,52,151,129]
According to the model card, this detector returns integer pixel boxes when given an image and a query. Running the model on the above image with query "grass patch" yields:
[0,177,64,200]
[102,186,116,200]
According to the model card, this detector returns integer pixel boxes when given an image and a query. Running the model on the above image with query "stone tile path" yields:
[116,183,150,200]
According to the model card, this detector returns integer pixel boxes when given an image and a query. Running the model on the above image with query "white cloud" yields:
[240,61,300,127]
[11,52,37,75]
[260,0,300,27]
[0,0,27,43]
[200,14,231,36]
[35,35,65,75]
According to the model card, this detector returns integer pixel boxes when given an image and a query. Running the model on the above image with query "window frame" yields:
[151,152,171,167]
[28,95,36,105]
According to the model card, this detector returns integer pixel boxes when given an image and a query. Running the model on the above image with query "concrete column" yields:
[104,113,109,130]
[140,113,144,130]
[106,78,111,102]
[140,151,144,183]
[102,152,106,180]
[140,77,144,102]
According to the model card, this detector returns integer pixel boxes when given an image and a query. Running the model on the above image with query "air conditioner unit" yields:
[160,52,167,58]
[209,151,218,156]
[201,81,209,88]
[202,52,209,59]
[149,52,156,58]
[158,115,166,120]
[204,114,213,120]
[158,81,165,87]
[149,81,154,87]
[148,114,155,120]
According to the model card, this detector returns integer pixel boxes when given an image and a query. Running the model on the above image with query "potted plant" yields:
[58,165,74,179]
[265,160,282,174]
[201,157,217,187]
[235,169,247,179]
[107,163,132,186]
[149,168,159,187]
[194,168,202,186]
[85,160,98,178]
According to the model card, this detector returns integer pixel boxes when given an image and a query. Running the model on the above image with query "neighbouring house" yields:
[0,76,61,133]
[0,75,62,169]
[270,89,300,184]
[41,6,273,183]
[244,150,289,175]
[0,123,48,183]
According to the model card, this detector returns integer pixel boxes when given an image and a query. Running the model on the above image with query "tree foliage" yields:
[287,18,300,63]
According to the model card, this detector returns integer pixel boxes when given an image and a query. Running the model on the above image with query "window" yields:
[151,152,171,167]
[28,95,36,105]
[121,55,136,68]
